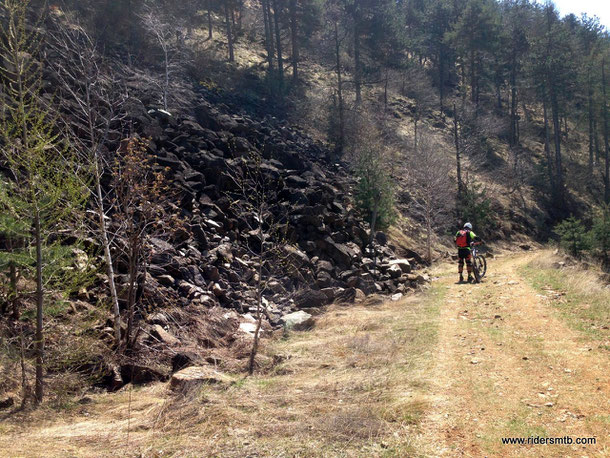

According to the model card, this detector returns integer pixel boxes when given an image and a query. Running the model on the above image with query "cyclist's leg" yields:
[466,253,474,281]
[458,254,464,280]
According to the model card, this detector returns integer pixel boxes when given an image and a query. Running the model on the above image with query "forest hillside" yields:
[0,1,609,455]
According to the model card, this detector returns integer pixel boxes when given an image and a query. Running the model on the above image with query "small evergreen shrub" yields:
[460,181,493,234]
[589,205,610,263]
[555,216,590,257]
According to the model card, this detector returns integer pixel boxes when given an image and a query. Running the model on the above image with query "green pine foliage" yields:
[554,216,590,257]
[589,205,610,261]
[0,0,91,292]
[460,181,493,234]
[0,0,91,402]
[355,148,396,232]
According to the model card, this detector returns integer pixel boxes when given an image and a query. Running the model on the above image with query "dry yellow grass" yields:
[0,292,442,457]
[2,251,609,457]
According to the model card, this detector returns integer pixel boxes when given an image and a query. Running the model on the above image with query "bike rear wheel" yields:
[473,255,487,283]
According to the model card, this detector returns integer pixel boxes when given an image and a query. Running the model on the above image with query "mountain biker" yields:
[455,222,481,283]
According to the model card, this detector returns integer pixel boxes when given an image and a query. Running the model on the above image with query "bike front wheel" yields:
[473,255,487,283]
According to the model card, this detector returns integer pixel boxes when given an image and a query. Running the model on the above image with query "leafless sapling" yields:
[227,151,290,375]
[140,4,184,111]
[110,138,181,350]
[407,133,453,263]
[47,17,127,348]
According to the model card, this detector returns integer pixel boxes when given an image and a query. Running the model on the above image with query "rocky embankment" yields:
[93,74,430,385]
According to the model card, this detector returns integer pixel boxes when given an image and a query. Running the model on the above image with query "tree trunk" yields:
[454,103,463,200]
[248,221,265,375]
[542,91,555,194]
[334,21,344,155]
[368,197,380,277]
[439,45,445,119]
[549,83,564,210]
[261,0,274,73]
[289,0,298,82]
[6,234,19,319]
[126,239,139,349]
[84,68,122,348]
[207,0,213,39]
[509,52,518,146]
[369,197,379,245]
[588,68,595,173]
[271,0,283,88]
[426,215,432,264]
[95,161,121,348]
[34,209,44,404]
[224,0,234,62]
[353,1,362,105]
[248,289,264,375]
[602,59,610,204]
[20,330,29,407]
[594,118,601,163]
[163,48,169,110]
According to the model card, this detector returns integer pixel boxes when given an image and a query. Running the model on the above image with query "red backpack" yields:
[456,229,470,248]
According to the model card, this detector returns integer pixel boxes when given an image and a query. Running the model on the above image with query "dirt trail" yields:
[1,251,608,457]
[415,251,609,457]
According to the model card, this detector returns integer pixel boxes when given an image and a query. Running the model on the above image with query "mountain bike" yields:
[471,242,487,283]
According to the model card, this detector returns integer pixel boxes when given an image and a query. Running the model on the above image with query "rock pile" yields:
[79,72,431,384]
[117,89,428,331]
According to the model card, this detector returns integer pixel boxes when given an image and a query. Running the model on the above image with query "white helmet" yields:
[464,222,473,230]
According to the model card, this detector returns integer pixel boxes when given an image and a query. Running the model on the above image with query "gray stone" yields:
[293,288,329,308]
[281,311,314,331]
[151,325,180,346]
[388,259,411,273]
[321,287,340,301]
[387,264,402,279]
[170,366,231,391]
[284,245,310,267]
[316,260,334,273]
[324,237,355,267]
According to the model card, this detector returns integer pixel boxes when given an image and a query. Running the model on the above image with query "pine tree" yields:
[0,0,89,403]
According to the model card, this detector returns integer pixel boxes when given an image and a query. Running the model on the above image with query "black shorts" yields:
[458,248,472,260]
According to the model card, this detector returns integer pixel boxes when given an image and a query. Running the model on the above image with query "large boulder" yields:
[170,366,231,391]
[324,237,356,267]
[388,259,412,274]
[281,311,315,331]
[292,288,329,308]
